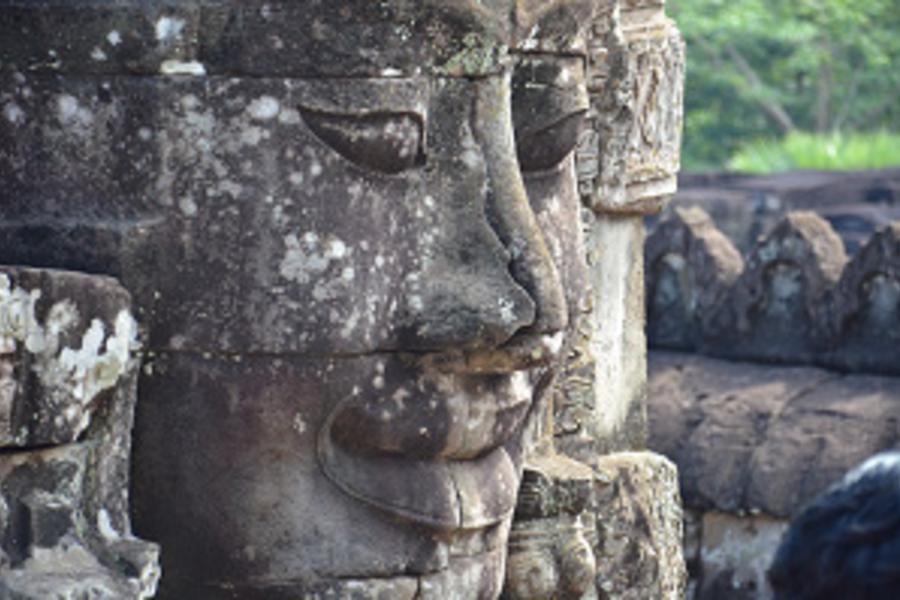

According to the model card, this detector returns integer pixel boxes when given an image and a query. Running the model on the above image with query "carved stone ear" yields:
[299,107,423,174]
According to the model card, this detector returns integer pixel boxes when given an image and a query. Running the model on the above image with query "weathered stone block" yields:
[0,268,134,447]
[579,0,684,215]
[0,267,158,599]
[649,350,900,517]
[504,452,597,600]
[592,452,686,600]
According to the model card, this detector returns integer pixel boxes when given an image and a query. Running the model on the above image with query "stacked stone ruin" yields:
[645,207,900,599]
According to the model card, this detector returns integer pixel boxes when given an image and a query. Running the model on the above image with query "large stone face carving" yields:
[1,1,600,596]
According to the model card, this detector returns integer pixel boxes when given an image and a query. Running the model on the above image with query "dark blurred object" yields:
[768,451,900,600]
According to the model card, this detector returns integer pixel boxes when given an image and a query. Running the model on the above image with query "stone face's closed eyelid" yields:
[299,109,425,174]
[291,78,428,174]
[511,55,589,171]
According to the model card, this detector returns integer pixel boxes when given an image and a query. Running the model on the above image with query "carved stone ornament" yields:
[705,212,848,363]
[578,0,685,215]
[645,207,744,351]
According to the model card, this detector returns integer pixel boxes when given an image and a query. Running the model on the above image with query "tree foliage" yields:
[671,0,900,170]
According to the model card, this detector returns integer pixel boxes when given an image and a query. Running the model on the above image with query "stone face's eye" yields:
[299,108,424,174]
[514,111,586,172]
[512,56,589,173]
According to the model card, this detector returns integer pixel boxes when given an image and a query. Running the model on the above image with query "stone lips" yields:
[320,369,536,530]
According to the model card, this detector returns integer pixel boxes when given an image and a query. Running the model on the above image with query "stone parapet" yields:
[646,208,900,375]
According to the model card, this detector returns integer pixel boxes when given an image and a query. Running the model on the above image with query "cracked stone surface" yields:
[648,350,900,517]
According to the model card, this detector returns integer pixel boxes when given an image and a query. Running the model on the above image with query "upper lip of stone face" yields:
[417,328,566,375]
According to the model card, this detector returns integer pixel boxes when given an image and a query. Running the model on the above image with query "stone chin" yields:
[318,361,544,531]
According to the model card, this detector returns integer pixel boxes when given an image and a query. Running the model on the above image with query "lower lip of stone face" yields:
[318,369,536,530]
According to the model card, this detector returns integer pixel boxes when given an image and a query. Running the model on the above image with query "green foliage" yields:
[670,0,900,171]
[729,131,900,173]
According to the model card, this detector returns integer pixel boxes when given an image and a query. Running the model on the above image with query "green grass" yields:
[728,131,900,174]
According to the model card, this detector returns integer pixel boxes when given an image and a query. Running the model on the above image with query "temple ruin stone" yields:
[0,267,159,599]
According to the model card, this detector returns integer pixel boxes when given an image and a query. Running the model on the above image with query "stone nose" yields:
[474,73,569,338]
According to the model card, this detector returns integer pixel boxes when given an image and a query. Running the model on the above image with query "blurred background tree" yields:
[671,0,900,172]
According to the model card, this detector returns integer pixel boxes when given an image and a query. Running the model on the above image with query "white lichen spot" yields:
[155,16,185,42]
[460,147,480,169]
[497,297,516,324]
[56,94,92,127]
[240,126,263,146]
[3,102,24,126]
[292,412,307,435]
[247,96,280,121]
[309,161,323,178]
[178,197,198,217]
[279,233,350,285]
[97,508,120,540]
[90,46,107,61]
[278,108,301,125]
[541,331,565,355]
[341,267,355,282]
[106,30,122,46]
[373,376,385,390]
[374,255,385,268]
[381,67,403,77]
[289,172,304,186]
[160,60,206,76]
[326,239,347,259]
[137,127,153,141]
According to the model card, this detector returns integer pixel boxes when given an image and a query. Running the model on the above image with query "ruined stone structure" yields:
[0,268,159,598]
[1,1,685,597]
[645,209,900,599]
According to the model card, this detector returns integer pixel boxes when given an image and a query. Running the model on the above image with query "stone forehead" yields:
[0,0,594,78]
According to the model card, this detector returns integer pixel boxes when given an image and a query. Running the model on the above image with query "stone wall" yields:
[645,207,900,598]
